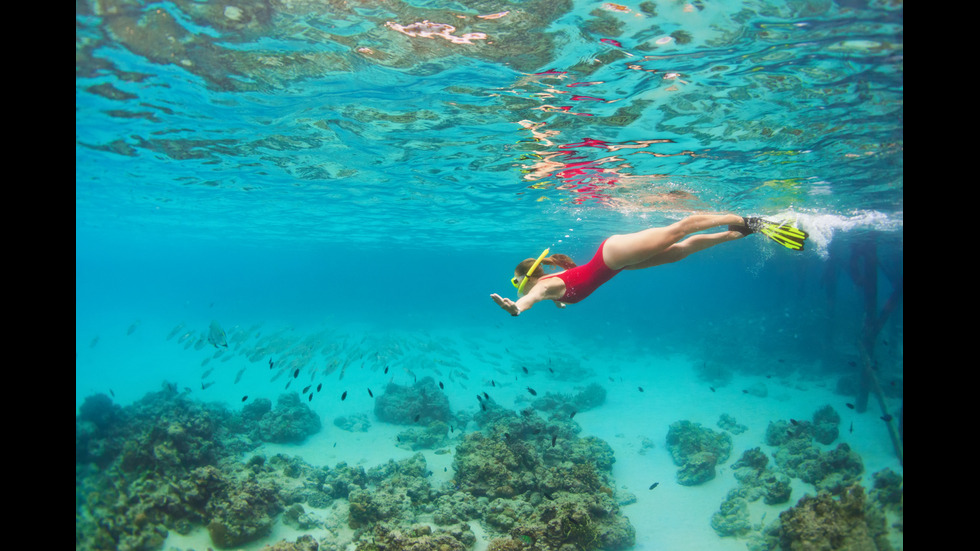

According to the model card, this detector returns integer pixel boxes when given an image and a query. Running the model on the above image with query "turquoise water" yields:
[76,1,902,550]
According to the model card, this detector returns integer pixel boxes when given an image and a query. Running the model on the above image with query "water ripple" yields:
[76,0,902,246]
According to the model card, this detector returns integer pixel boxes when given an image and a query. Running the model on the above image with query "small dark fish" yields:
[570,410,577,419]
[414,414,421,422]
[638,386,644,392]
[881,414,893,422]
[649,482,659,490]
[439,381,444,389]
[241,395,248,402]
[481,402,487,411]
[522,366,528,374]
[742,389,748,394]
[302,385,311,394]
[293,368,300,378]
[269,358,274,369]
[444,467,447,472]
[845,403,855,409]
[551,434,557,447]
[483,391,490,400]
[790,419,799,426]
[396,435,401,442]
[341,391,348,401]
[450,425,454,433]
[384,365,389,374]
[849,422,853,434]
[109,389,115,397]
[548,367,554,373]
[491,380,496,387]
[709,386,715,392]
[317,383,322,392]
[368,388,374,398]
[476,394,483,401]
[504,432,510,440]
[333,442,337,447]
[308,393,313,402]
[527,387,537,396]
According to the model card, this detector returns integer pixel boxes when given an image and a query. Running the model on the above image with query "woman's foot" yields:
[728,216,758,235]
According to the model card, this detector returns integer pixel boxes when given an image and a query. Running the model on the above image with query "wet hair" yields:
[515,253,576,279]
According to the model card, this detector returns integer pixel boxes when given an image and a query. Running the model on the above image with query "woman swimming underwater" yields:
[490,214,807,317]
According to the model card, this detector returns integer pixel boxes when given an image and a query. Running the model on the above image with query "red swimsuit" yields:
[540,239,622,304]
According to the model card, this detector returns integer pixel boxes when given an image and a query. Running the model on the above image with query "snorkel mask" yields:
[511,248,550,296]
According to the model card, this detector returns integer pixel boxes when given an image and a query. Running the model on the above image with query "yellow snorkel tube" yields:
[511,248,550,296]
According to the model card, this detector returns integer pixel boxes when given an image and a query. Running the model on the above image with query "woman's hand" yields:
[490,293,521,316]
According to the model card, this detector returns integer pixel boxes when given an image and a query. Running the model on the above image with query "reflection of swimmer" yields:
[490,215,807,316]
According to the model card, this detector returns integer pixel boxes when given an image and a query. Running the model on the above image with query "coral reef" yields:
[760,484,894,551]
[204,470,283,547]
[711,492,752,536]
[665,420,733,485]
[718,413,748,435]
[347,453,436,528]
[811,405,841,445]
[531,382,607,417]
[374,377,452,425]
[396,421,452,450]
[453,408,634,549]
[763,405,861,494]
[78,380,635,551]
[76,386,270,550]
[870,469,903,511]
[257,393,322,444]
[773,440,863,494]
[76,392,126,468]
[765,405,841,448]
[263,534,320,551]
[730,448,793,506]
[710,405,901,549]
[355,523,475,551]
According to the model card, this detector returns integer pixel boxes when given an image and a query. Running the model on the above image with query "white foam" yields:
[776,209,903,258]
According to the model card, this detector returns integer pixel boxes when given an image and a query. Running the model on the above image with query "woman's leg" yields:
[603,214,744,269]
[621,230,744,270]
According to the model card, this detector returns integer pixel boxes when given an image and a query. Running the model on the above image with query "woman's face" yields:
[515,271,537,295]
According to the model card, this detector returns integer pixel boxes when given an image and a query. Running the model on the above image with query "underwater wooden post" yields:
[848,240,877,413]
[858,339,903,466]
[850,237,904,466]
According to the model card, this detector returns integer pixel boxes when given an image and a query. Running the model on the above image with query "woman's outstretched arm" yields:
[490,280,557,316]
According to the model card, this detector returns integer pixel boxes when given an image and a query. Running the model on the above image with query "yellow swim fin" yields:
[741,217,809,251]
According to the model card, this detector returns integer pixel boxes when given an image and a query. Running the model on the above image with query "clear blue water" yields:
[76,0,902,549]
